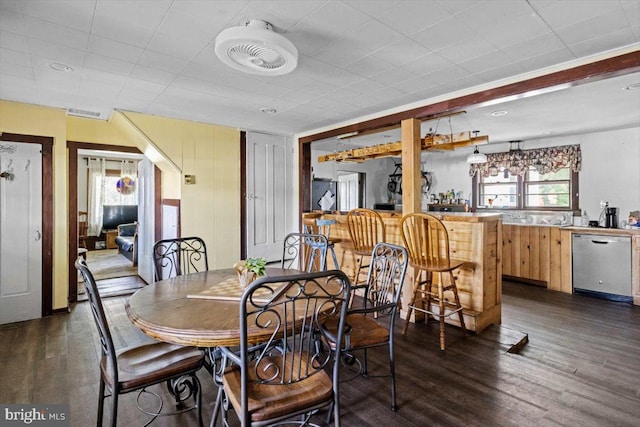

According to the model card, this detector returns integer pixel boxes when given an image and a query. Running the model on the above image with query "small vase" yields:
[238,270,257,288]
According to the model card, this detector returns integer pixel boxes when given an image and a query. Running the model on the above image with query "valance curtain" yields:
[87,158,106,236]
[469,144,582,178]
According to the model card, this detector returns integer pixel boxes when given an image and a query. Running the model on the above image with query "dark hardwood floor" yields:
[1,281,639,426]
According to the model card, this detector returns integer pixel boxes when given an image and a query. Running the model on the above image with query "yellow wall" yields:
[124,112,241,269]
[0,100,241,310]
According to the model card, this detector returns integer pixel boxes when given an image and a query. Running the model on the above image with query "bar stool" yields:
[346,208,386,286]
[303,216,341,270]
[399,213,466,350]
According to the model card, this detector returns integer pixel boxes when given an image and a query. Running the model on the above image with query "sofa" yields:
[116,222,138,266]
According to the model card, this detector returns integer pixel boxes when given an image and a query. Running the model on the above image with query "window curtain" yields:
[119,160,138,204]
[469,144,582,178]
[87,158,106,236]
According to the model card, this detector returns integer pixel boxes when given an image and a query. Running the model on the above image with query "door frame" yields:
[0,132,53,316]
[67,141,143,303]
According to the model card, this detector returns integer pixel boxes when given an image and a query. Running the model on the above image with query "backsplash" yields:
[496,210,574,226]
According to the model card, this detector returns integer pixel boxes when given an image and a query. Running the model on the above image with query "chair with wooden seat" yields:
[221,269,351,426]
[321,242,408,411]
[75,257,204,427]
[346,208,386,289]
[281,232,328,272]
[152,237,208,281]
[400,213,466,351]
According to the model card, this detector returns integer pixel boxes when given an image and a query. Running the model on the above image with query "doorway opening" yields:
[68,141,152,303]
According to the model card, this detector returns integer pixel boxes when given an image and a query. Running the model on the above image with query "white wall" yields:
[312,126,640,223]
[312,152,396,208]
[425,126,640,221]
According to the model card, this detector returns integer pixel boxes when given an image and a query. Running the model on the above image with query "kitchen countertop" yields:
[562,226,640,236]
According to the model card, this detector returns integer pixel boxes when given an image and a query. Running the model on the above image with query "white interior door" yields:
[0,141,42,324]
[137,159,154,284]
[246,132,291,262]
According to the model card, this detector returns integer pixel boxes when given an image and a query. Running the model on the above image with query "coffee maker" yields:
[605,207,618,228]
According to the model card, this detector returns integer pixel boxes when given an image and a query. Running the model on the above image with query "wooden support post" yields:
[401,118,421,215]
[401,118,423,323]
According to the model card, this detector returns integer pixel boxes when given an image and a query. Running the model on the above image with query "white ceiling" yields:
[1,0,639,143]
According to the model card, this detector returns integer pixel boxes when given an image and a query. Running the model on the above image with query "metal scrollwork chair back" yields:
[75,257,204,427]
[153,237,208,281]
[221,269,351,426]
[281,232,328,273]
[321,242,408,412]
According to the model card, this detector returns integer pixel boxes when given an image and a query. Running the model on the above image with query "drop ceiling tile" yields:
[0,46,30,67]
[130,64,177,85]
[0,61,33,80]
[372,39,433,67]
[0,30,27,53]
[344,0,403,17]
[91,11,163,49]
[80,68,128,87]
[20,0,95,32]
[501,32,566,62]
[424,65,474,87]
[459,50,513,74]
[0,72,36,90]
[231,0,325,32]
[400,52,453,76]
[568,28,637,58]
[78,80,123,100]
[436,37,499,64]
[411,17,477,52]
[84,53,137,77]
[513,47,575,73]
[481,12,550,50]
[181,59,234,84]
[123,78,167,95]
[27,38,85,69]
[359,0,451,36]
[301,57,362,86]
[0,8,26,34]
[435,0,477,15]
[532,0,623,29]
[342,54,396,78]
[369,65,419,86]
[138,50,189,74]
[24,16,89,51]
[555,9,631,46]
[87,35,144,64]
[456,0,534,34]
[391,75,439,94]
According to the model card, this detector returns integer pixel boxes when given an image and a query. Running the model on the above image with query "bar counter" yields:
[303,210,503,333]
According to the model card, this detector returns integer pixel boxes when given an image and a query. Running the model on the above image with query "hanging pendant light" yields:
[467,146,487,164]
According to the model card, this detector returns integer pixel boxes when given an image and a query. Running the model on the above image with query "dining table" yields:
[125,266,307,426]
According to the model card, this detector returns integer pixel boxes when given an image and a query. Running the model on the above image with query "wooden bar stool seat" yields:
[400,213,466,350]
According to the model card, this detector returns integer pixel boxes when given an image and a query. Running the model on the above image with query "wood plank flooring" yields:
[1,281,639,426]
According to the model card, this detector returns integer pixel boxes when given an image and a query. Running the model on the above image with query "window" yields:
[102,169,138,205]
[474,166,577,210]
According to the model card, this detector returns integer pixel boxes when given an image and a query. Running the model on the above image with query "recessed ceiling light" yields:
[490,110,508,117]
[260,107,277,114]
[50,62,73,72]
[624,82,640,90]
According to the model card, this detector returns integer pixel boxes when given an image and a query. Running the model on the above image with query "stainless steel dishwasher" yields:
[572,234,632,302]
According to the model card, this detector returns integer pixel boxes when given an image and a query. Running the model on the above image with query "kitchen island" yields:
[303,211,502,333]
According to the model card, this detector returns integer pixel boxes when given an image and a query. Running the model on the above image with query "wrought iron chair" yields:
[78,210,89,259]
[75,257,204,427]
[303,216,341,269]
[400,213,467,350]
[152,237,208,281]
[322,242,408,411]
[281,232,328,272]
[221,269,351,426]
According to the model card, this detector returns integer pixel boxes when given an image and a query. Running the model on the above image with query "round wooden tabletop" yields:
[125,267,302,348]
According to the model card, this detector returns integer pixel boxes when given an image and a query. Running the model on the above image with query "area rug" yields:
[77,249,141,299]
[85,249,137,280]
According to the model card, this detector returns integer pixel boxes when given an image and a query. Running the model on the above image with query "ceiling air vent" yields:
[215,19,298,76]
[66,108,103,119]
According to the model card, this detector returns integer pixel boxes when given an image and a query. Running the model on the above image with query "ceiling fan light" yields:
[467,146,487,164]
[215,19,298,76]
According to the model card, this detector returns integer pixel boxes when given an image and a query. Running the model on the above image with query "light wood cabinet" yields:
[502,225,553,283]
[304,211,502,332]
